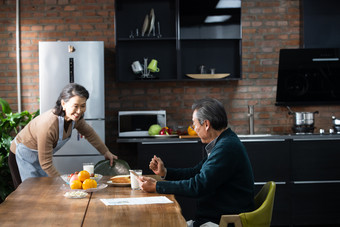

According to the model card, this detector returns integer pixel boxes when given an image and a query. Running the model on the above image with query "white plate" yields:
[64,190,88,199]
[60,183,108,193]
[85,183,108,192]
[60,173,103,184]
[108,175,131,187]
[142,14,149,36]
[107,181,130,187]
[153,134,178,138]
[148,8,155,36]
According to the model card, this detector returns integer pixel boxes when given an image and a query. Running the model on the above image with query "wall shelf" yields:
[115,0,242,82]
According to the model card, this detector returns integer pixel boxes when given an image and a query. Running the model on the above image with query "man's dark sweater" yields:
[156,128,254,223]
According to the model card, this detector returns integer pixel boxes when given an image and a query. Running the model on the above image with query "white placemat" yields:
[100,196,173,206]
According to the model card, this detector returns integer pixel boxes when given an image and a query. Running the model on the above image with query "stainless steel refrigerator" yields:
[39,41,105,174]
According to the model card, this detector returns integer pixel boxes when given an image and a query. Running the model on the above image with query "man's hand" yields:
[149,155,166,177]
[139,176,157,192]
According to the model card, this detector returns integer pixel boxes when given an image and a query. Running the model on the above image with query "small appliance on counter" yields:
[118,110,166,137]
[332,116,340,134]
[287,106,319,134]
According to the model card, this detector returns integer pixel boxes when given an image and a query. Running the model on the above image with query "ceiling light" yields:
[216,0,241,8]
[204,15,232,23]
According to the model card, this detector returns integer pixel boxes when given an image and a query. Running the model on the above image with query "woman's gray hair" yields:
[192,98,228,130]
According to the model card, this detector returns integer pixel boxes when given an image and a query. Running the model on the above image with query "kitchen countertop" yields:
[117,133,340,143]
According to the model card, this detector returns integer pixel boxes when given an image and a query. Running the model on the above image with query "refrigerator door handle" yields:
[69,58,74,83]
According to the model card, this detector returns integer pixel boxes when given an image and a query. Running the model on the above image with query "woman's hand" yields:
[104,151,118,166]
[149,155,166,177]
[139,176,157,192]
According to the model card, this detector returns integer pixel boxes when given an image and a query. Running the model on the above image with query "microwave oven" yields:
[118,110,166,137]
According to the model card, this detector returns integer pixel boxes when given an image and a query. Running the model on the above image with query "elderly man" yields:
[139,98,254,227]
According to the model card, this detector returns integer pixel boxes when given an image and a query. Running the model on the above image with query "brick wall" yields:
[1,0,340,149]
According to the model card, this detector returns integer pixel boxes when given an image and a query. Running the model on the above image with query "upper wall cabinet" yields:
[115,0,242,82]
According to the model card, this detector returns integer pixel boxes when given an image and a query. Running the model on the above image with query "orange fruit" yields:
[70,180,82,189]
[82,179,97,190]
[78,170,90,182]
[188,125,197,136]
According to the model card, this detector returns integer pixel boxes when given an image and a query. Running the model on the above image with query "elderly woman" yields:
[139,98,254,227]
[9,83,117,188]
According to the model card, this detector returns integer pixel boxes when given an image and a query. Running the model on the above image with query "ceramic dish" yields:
[186,73,230,79]
[142,14,149,36]
[85,184,108,192]
[108,175,131,186]
[60,173,103,184]
[107,180,130,187]
[64,190,88,199]
[148,8,155,36]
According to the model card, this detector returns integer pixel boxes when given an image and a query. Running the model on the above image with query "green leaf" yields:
[0,98,11,114]
[0,99,38,202]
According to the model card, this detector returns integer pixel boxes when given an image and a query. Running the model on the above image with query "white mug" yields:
[131,61,143,74]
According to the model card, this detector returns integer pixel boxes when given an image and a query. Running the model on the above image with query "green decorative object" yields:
[94,159,131,176]
[0,98,39,203]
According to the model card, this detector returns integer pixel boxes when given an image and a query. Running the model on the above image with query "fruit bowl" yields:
[60,173,103,184]
[60,183,108,193]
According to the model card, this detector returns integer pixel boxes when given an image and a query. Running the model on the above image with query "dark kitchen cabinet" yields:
[290,139,340,225]
[115,0,242,82]
[137,140,204,174]
[242,139,291,226]
[131,136,340,226]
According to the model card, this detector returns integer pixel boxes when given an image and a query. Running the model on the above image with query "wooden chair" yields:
[219,181,276,227]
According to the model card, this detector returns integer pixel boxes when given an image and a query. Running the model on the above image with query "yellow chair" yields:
[219,181,276,227]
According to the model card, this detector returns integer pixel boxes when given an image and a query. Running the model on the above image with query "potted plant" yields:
[0,98,38,203]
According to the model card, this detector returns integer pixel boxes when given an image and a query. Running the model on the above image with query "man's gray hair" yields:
[192,98,228,130]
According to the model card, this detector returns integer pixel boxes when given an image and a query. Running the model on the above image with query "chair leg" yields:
[219,215,242,227]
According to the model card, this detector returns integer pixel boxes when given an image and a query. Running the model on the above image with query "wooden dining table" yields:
[0,176,187,227]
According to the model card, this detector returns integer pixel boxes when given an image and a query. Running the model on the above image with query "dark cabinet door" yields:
[292,183,340,225]
[137,141,204,174]
[291,140,340,181]
[243,140,291,226]
[291,139,340,225]
[243,140,290,182]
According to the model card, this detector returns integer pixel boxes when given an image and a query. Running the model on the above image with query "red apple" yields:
[70,174,79,183]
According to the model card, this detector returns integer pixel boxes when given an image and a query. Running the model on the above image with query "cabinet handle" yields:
[292,180,340,184]
[312,58,339,62]
[292,138,340,141]
[141,141,199,145]
[241,139,285,142]
[254,181,286,185]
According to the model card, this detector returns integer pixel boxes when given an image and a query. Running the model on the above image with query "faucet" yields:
[248,105,254,135]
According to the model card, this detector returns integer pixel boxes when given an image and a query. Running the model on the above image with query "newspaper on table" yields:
[100,196,173,206]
